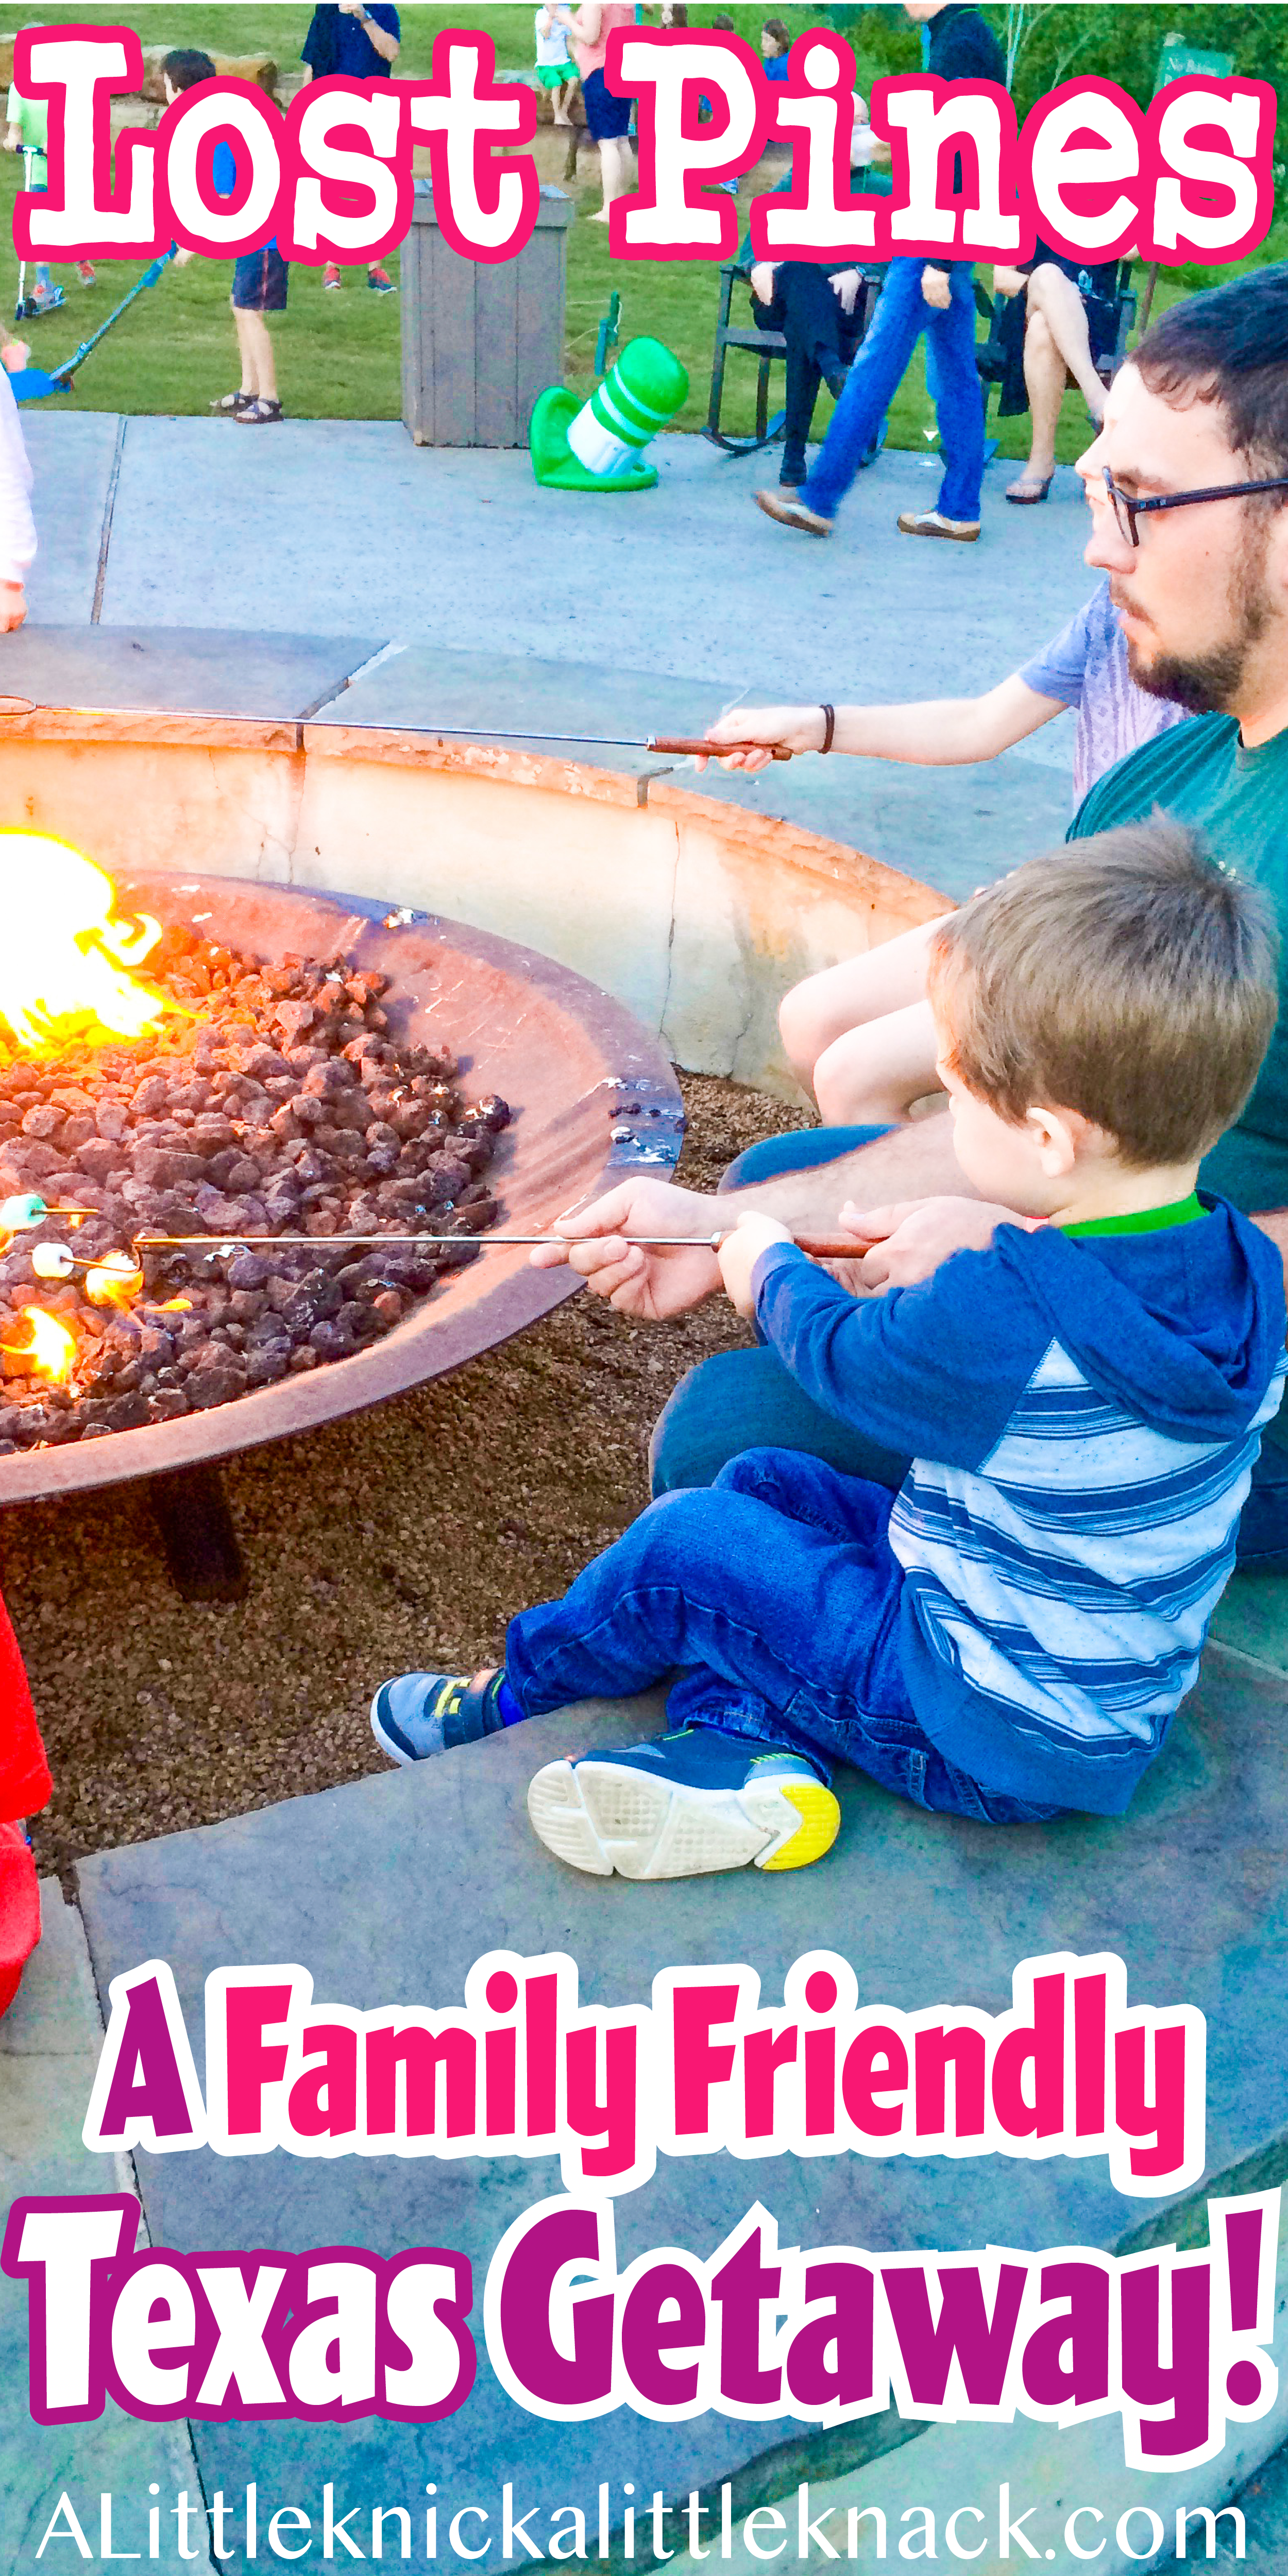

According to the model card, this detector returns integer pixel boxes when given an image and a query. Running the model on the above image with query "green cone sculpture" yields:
[530,335,690,492]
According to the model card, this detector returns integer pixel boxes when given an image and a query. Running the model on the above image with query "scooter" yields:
[7,248,174,401]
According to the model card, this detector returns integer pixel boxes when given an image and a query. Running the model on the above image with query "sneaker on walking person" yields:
[897,507,981,542]
[754,488,833,536]
[75,260,95,286]
[367,264,396,294]
[323,261,341,290]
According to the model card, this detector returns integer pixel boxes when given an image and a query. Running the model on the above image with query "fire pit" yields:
[0,862,683,1589]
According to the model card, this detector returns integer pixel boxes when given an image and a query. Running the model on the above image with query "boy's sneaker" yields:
[371,1667,517,1764]
[76,262,96,286]
[367,265,396,294]
[527,1724,840,1880]
[323,262,342,290]
[236,398,285,426]
[28,284,64,316]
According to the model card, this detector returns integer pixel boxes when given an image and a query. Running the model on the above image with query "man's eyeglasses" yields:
[1099,465,1288,548]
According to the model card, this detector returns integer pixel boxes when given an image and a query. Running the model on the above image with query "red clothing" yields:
[565,1,631,79]
[0,1592,48,1821]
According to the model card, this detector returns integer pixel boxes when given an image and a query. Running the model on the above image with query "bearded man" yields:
[532,266,1288,1561]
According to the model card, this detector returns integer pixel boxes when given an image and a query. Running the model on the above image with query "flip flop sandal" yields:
[1005,474,1054,504]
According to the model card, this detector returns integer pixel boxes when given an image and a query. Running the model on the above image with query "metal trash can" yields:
[400,179,574,447]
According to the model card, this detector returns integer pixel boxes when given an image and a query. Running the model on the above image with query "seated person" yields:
[744,95,890,493]
[370,826,1286,1884]
[988,244,1126,503]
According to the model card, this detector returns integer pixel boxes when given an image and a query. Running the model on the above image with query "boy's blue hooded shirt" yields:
[752,1202,1287,1815]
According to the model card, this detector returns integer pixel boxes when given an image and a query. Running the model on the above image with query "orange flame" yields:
[0,832,185,1058]
[85,1251,144,1312]
[2,1304,77,1382]
[158,1296,193,1313]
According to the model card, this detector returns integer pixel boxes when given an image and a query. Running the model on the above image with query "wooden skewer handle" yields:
[791,1234,877,1258]
[649,736,794,761]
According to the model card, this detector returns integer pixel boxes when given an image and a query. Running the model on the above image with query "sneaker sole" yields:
[896,517,980,541]
[527,1758,839,1879]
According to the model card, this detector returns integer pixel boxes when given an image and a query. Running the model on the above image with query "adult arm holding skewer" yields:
[528,1149,1009,1319]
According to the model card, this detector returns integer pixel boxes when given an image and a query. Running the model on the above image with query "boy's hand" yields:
[853,1196,1041,1291]
[921,265,952,310]
[718,1212,792,1319]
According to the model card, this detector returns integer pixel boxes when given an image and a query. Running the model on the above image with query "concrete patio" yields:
[1,413,1286,2573]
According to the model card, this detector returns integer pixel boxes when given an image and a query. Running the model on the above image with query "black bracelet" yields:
[819,703,835,754]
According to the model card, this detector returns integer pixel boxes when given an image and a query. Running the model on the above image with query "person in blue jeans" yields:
[370,830,1286,1882]
[758,257,987,541]
[755,0,1005,544]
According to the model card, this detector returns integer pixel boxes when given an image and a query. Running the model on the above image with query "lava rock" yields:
[187,1361,248,1409]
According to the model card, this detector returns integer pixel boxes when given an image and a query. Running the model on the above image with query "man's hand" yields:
[698,706,828,773]
[529,1176,721,1319]
[921,265,952,311]
[750,261,778,306]
[851,1195,1039,1291]
[717,1212,792,1319]
[0,582,27,633]
[831,267,861,317]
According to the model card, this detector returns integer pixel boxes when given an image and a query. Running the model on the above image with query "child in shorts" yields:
[369,821,1287,1879]
[535,4,576,125]
[163,49,290,425]
[4,63,94,310]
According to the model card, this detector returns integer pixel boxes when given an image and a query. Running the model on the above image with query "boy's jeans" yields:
[801,257,985,525]
[650,1125,1288,1571]
[505,1448,1058,1826]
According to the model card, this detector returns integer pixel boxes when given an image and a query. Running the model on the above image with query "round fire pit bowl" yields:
[0,870,683,1507]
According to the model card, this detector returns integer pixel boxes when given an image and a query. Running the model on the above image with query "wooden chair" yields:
[703,261,883,458]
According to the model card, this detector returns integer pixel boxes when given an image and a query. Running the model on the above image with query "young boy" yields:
[371,822,1287,1879]
[163,50,291,426]
[534,4,577,127]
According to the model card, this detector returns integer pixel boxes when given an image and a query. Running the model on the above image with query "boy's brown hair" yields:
[926,817,1279,1169]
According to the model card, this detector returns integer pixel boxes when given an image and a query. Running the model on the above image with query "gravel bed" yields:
[8,1073,814,1877]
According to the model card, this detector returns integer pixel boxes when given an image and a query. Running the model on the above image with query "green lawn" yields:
[5,5,1282,462]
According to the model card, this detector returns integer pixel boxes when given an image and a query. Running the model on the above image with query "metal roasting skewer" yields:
[0,703,794,761]
[25,1229,876,1270]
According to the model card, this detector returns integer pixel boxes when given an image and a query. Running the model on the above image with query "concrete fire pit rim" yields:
[0,876,682,1506]
[0,700,947,915]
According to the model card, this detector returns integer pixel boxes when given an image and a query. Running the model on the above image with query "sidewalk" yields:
[13,415,1094,902]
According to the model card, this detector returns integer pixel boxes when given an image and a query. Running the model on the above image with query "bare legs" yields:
[590,133,634,221]
[777,915,950,1123]
[233,307,277,404]
[1009,263,1107,496]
